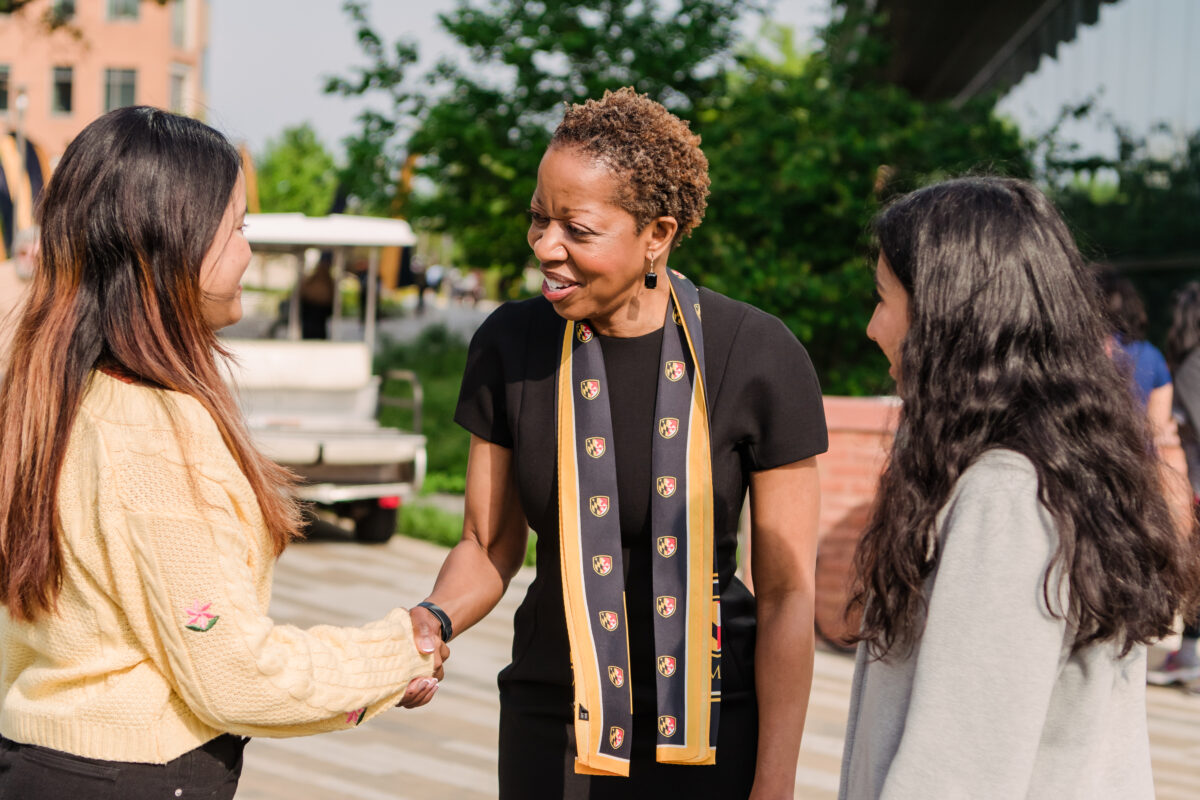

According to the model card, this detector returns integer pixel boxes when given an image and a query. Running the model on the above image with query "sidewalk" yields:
[236,535,1200,799]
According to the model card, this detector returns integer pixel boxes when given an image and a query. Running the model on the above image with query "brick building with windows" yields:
[0,0,208,251]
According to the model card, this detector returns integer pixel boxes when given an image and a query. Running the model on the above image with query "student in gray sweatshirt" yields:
[839,177,1200,799]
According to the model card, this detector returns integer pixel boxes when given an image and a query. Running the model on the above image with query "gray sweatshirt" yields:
[839,449,1154,799]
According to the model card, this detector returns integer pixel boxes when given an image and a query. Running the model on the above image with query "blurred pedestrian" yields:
[1148,281,1200,685]
[0,107,442,799]
[1100,272,1174,442]
[412,88,827,798]
[298,251,335,339]
[0,225,38,371]
[841,177,1200,799]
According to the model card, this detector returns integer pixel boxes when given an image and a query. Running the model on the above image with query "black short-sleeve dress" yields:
[455,288,827,799]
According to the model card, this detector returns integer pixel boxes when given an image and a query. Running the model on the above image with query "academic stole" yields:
[556,270,720,777]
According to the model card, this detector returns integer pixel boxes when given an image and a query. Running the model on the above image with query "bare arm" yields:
[748,457,821,800]
[1148,382,1175,445]
[410,434,528,651]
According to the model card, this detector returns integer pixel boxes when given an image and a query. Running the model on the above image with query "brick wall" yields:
[811,395,1189,648]
[814,396,898,647]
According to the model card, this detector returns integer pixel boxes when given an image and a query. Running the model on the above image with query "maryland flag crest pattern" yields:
[657,655,677,677]
[589,495,611,517]
[592,554,613,576]
[656,595,677,618]
[585,436,606,458]
[658,417,679,439]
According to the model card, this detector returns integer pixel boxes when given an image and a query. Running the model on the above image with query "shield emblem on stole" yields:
[657,536,677,558]
[592,554,613,576]
[609,726,625,749]
[656,476,677,498]
[657,655,677,677]
[580,379,601,400]
[658,715,677,738]
[599,610,619,631]
[672,306,683,326]
[608,665,625,687]
[589,496,610,517]
[658,417,679,439]
[585,436,606,458]
[664,360,686,382]
[656,596,677,618]
[576,322,594,342]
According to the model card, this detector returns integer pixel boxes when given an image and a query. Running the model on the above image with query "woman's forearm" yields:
[424,529,527,637]
[752,589,815,798]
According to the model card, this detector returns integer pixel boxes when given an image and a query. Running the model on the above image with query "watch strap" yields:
[416,601,452,642]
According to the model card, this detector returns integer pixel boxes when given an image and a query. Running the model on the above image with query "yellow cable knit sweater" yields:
[0,371,434,763]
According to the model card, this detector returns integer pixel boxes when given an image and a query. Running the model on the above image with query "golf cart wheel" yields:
[354,504,398,543]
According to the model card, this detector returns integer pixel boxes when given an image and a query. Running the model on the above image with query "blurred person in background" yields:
[0,107,442,798]
[412,88,827,798]
[841,178,1200,799]
[0,226,39,371]
[1100,272,1174,443]
[1148,281,1200,685]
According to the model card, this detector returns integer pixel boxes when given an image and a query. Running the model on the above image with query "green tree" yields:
[686,16,1029,394]
[328,0,762,272]
[255,123,338,216]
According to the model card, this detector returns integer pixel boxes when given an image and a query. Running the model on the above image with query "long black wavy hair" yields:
[850,177,1200,659]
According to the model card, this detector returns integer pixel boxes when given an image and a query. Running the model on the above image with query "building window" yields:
[0,66,9,113]
[171,0,188,48]
[50,0,76,24]
[52,66,73,114]
[104,68,136,111]
[169,64,188,113]
[107,0,139,21]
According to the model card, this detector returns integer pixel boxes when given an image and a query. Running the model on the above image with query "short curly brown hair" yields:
[550,87,709,248]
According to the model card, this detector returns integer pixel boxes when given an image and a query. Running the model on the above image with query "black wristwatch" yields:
[415,601,453,642]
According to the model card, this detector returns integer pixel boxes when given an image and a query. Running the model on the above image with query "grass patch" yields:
[398,502,536,566]
[376,325,471,486]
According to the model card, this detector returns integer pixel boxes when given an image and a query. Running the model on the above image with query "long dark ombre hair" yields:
[0,107,301,622]
[850,177,1200,659]
[1166,282,1200,371]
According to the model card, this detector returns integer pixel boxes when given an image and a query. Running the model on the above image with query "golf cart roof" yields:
[244,213,417,249]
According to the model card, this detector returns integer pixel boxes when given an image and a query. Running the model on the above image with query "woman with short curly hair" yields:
[411,88,828,797]
[840,177,1200,798]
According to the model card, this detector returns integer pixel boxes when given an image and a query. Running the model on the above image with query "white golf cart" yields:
[222,213,426,542]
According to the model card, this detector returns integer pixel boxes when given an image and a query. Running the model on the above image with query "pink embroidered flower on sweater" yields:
[184,601,219,632]
[347,707,367,726]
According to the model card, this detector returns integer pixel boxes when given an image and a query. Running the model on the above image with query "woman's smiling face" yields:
[527,145,674,337]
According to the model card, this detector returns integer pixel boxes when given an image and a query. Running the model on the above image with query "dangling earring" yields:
[644,253,658,290]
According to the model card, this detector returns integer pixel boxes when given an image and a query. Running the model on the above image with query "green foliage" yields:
[376,325,471,483]
[328,0,761,271]
[687,15,1030,394]
[256,123,338,216]
[1042,123,1200,262]
[332,1,1035,394]
[399,503,537,566]
[398,503,463,548]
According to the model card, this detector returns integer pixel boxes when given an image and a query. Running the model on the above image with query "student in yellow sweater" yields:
[0,107,443,798]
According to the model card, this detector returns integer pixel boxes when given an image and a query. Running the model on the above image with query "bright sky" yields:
[205,0,829,158]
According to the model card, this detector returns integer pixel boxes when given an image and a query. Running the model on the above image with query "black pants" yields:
[498,685,759,800]
[0,734,246,799]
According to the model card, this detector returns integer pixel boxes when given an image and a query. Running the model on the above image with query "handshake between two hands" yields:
[397,604,451,709]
